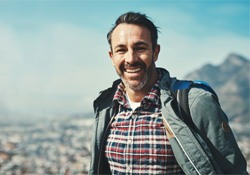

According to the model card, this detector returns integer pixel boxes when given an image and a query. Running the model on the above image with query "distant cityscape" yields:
[0,115,92,175]
[0,114,249,174]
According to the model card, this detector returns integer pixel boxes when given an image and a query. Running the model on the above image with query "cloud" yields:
[0,22,114,117]
[0,3,249,118]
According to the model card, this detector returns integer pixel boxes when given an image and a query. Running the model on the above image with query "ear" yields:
[153,44,160,62]
[109,50,115,66]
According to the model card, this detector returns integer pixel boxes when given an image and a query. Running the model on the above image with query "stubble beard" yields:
[116,61,156,91]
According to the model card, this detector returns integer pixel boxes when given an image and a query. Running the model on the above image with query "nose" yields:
[125,49,138,64]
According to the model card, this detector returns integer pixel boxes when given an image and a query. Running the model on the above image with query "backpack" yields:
[171,80,219,130]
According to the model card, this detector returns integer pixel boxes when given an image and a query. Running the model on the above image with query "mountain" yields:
[184,53,250,123]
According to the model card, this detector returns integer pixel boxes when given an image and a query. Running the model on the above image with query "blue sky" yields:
[0,1,249,119]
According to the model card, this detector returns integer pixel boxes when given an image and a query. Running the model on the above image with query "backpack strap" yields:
[171,80,196,129]
[171,80,218,130]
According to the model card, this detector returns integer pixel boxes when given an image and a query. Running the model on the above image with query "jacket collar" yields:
[157,67,176,90]
[94,67,175,111]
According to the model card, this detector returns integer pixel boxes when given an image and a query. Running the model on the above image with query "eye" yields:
[135,47,146,52]
[115,48,127,54]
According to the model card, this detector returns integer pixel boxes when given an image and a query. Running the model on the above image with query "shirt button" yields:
[127,139,132,144]
[127,165,132,172]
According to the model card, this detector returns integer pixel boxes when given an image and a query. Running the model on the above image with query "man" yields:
[89,12,247,174]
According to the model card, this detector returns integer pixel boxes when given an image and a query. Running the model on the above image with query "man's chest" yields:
[105,109,182,174]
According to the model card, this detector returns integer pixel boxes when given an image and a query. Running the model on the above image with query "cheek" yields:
[141,55,154,67]
[112,58,123,69]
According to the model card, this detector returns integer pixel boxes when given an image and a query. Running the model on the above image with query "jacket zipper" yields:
[162,113,201,175]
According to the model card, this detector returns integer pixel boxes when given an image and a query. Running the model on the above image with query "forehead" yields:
[111,24,151,46]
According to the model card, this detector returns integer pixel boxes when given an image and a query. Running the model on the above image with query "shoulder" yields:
[188,86,229,128]
[188,86,219,110]
[171,79,219,110]
[171,80,227,127]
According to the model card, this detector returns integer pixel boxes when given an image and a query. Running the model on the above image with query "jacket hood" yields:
[93,79,121,113]
[157,67,177,91]
[93,68,176,112]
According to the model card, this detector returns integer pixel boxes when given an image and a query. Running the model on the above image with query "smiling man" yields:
[89,12,247,175]
[109,23,160,102]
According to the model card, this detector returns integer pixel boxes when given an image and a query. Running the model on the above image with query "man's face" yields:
[109,24,160,91]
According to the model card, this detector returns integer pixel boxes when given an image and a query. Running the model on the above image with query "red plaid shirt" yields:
[105,71,184,174]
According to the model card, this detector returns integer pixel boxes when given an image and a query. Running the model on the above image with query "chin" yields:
[123,79,147,91]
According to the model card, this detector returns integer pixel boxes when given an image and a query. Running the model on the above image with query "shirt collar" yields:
[113,82,129,108]
[113,69,162,109]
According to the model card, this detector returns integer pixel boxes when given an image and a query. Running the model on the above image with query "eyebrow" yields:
[134,41,149,47]
[113,41,149,50]
[114,44,126,50]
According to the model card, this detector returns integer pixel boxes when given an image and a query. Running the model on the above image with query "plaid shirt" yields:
[105,73,184,174]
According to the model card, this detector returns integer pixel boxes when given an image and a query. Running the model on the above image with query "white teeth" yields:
[126,68,141,73]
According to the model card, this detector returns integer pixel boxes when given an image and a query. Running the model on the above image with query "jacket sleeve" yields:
[189,88,248,174]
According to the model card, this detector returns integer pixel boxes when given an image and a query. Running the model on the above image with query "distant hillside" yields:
[184,53,250,123]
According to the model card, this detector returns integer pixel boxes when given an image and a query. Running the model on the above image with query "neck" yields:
[126,70,158,102]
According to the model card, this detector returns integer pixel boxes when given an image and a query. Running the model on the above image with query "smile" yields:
[124,67,142,73]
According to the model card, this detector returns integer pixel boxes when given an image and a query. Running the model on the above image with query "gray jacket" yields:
[89,68,247,174]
